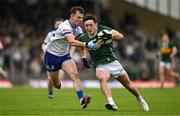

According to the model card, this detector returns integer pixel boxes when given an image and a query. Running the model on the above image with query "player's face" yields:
[162,34,169,43]
[84,20,97,36]
[70,11,83,27]
[54,20,63,29]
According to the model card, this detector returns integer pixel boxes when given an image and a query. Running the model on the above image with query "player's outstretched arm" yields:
[65,34,85,47]
[171,46,178,58]
[111,29,124,40]
[41,43,47,53]
[65,34,100,50]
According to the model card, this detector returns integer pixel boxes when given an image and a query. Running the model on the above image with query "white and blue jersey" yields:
[44,20,83,72]
[46,20,83,56]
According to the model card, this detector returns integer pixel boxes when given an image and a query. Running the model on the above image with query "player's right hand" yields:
[85,39,100,50]
[82,58,91,69]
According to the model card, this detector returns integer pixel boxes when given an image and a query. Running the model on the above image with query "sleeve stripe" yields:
[77,33,84,38]
[63,32,71,35]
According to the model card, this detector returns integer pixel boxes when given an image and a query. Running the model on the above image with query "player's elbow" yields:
[112,33,124,40]
[112,30,124,40]
[119,33,124,39]
[41,44,47,53]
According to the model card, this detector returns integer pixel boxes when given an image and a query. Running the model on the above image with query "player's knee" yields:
[69,71,79,80]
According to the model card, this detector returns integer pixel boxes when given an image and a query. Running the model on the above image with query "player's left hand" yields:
[85,39,100,50]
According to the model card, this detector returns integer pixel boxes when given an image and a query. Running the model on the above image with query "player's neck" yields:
[68,19,76,28]
[88,32,97,38]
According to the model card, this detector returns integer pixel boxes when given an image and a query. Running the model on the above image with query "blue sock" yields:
[76,90,83,101]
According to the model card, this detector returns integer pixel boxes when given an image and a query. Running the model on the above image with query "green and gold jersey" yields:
[159,41,174,62]
[79,25,117,68]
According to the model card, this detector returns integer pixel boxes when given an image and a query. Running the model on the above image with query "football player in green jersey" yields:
[79,14,149,111]
[158,33,180,89]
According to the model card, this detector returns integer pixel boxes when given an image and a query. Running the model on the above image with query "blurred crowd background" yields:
[0,0,180,85]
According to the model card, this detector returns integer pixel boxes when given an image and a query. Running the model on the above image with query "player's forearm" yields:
[65,34,85,48]
[80,47,86,58]
[112,30,124,40]
[171,47,177,57]
[69,39,85,48]
[41,44,47,53]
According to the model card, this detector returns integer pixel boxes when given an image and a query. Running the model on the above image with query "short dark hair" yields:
[70,6,84,14]
[83,14,98,23]
[54,18,64,23]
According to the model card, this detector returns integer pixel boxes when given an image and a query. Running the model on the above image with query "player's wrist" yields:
[84,42,88,48]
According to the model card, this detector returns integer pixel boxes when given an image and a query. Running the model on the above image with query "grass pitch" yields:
[0,87,180,116]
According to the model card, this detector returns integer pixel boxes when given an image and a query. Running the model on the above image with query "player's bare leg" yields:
[0,67,7,78]
[47,70,64,98]
[159,65,165,89]
[96,70,118,111]
[116,73,149,111]
[62,59,91,109]
[49,71,61,89]
[172,59,180,85]
[47,72,54,98]
[171,65,180,86]
[172,71,180,85]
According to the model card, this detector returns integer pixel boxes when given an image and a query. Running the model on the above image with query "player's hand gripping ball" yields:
[96,30,112,45]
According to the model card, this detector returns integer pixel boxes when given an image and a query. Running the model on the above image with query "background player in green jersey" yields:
[158,33,180,89]
[79,14,149,111]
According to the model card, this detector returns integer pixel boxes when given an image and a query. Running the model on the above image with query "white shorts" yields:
[160,61,172,69]
[96,60,127,78]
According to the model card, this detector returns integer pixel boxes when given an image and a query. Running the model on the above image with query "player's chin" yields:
[76,22,81,26]
[88,32,94,35]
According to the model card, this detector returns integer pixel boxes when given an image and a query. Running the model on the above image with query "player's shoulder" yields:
[79,33,89,42]
[98,25,112,31]
[48,30,56,34]
[62,20,69,25]
[47,30,55,36]
[59,20,71,28]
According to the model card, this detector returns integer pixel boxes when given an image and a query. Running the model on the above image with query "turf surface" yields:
[0,87,180,115]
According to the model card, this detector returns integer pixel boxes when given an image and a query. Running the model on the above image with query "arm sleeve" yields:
[44,32,52,44]
[59,23,72,36]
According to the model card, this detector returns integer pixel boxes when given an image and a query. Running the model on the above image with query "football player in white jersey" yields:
[44,6,99,109]
[42,18,65,99]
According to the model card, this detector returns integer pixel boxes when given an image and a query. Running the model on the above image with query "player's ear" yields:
[70,14,74,19]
